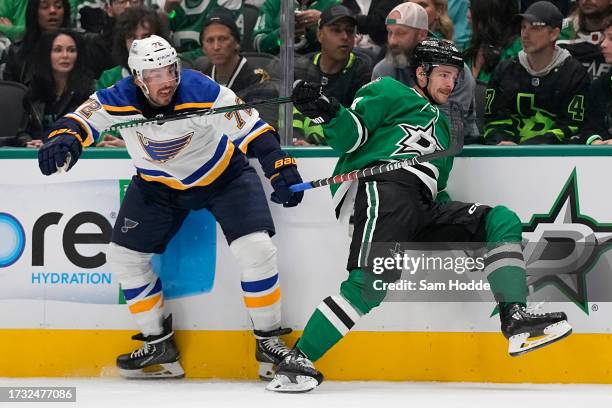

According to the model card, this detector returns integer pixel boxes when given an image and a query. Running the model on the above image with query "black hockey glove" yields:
[261,150,304,208]
[38,131,82,175]
[292,80,340,125]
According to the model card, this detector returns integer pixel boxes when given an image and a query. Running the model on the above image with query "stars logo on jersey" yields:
[138,131,193,163]
[522,169,612,314]
[393,120,441,157]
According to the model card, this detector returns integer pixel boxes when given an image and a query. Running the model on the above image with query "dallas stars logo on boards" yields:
[522,169,612,314]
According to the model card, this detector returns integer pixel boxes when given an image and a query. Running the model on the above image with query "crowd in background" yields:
[0,0,610,147]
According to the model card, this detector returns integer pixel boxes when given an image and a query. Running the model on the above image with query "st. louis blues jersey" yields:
[57,69,274,189]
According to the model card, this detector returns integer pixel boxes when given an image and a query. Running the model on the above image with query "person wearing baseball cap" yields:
[292,5,371,146]
[484,1,592,144]
[315,5,370,108]
[197,9,267,96]
[372,2,429,76]
[372,1,477,143]
[516,0,564,31]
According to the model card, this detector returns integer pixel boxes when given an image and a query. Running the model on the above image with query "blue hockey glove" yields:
[292,80,340,125]
[38,130,82,175]
[261,150,304,207]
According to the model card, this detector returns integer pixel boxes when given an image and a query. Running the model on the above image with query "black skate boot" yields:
[500,303,572,357]
[117,314,184,378]
[266,347,323,393]
[254,327,292,380]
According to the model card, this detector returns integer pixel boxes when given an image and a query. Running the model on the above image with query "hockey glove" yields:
[38,131,82,175]
[261,150,304,207]
[292,80,340,125]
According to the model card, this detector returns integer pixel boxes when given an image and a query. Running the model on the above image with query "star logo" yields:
[522,169,612,314]
[393,120,441,156]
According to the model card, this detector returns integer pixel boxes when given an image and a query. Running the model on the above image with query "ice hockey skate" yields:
[255,327,293,380]
[500,303,572,357]
[116,314,184,379]
[266,347,323,393]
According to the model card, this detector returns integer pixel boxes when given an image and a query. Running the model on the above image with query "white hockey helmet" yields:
[128,35,181,90]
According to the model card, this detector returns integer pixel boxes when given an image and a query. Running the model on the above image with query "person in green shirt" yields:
[0,0,28,42]
[266,38,572,393]
[253,0,340,55]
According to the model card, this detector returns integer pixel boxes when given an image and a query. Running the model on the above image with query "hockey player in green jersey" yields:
[266,38,573,393]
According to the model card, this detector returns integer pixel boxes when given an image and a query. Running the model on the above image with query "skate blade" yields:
[118,361,185,379]
[508,320,573,357]
[258,362,275,381]
[265,375,319,393]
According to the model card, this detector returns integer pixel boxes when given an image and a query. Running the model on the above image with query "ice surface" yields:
[1,378,612,408]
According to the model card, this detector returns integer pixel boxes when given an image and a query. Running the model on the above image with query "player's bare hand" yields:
[96,134,126,147]
[497,141,517,146]
[590,139,612,145]
[26,140,43,148]
[0,17,12,26]
[293,139,313,147]
[296,9,321,28]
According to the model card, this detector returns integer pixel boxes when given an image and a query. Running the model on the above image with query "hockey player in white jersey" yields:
[37,35,302,379]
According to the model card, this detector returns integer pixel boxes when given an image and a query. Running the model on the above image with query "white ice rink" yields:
[1,378,612,408]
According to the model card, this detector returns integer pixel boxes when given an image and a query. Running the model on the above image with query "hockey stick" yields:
[289,103,465,193]
[106,96,294,132]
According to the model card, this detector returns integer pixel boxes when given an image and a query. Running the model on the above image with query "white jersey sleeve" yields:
[208,85,276,154]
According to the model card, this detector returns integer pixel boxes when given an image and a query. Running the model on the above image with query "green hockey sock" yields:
[297,269,386,361]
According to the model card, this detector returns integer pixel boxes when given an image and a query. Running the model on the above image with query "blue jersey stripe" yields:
[241,274,279,293]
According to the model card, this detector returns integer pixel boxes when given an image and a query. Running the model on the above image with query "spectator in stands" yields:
[409,0,454,41]
[4,0,71,85]
[293,4,371,145]
[342,0,380,55]
[97,7,166,89]
[197,9,268,93]
[0,0,27,42]
[196,9,280,128]
[558,0,611,81]
[448,0,471,50]
[582,15,612,144]
[157,0,242,52]
[343,0,402,56]
[484,1,590,145]
[13,29,94,148]
[83,0,145,80]
[371,2,478,143]
[253,0,340,55]
[465,0,522,84]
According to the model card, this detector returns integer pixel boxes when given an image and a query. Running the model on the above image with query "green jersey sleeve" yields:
[322,78,394,153]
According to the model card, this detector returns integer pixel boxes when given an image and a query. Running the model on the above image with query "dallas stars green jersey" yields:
[322,77,454,219]
[162,0,242,52]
